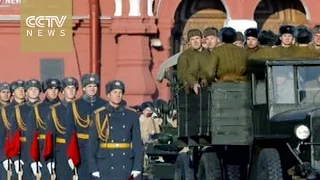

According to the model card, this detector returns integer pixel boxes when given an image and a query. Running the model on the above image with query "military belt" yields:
[77,133,89,139]
[56,137,66,144]
[100,143,132,149]
[38,134,46,140]
[20,137,26,142]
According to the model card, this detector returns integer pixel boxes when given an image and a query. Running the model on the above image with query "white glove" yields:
[30,162,42,177]
[92,171,100,178]
[2,159,12,171]
[14,160,24,174]
[131,171,141,178]
[68,159,74,170]
[47,162,55,174]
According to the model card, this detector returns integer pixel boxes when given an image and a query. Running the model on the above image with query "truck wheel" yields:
[174,152,195,180]
[256,148,283,180]
[225,165,240,180]
[197,152,222,180]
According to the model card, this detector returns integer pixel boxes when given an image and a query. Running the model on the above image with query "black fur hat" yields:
[279,25,295,36]
[245,28,259,38]
[219,27,237,43]
[258,30,278,46]
[295,27,312,44]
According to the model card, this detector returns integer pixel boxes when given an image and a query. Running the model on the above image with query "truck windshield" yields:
[272,66,295,104]
[298,66,320,105]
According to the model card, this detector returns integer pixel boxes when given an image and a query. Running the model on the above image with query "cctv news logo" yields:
[25,16,67,37]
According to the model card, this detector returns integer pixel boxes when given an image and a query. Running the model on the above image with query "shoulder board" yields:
[14,102,25,108]
[50,102,61,108]
[94,106,106,114]
[33,101,42,107]
[125,107,137,112]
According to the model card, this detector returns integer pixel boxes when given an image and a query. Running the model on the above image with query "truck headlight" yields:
[295,125,310,140]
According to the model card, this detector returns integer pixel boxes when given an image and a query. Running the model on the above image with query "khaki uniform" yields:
[177,48,210,87]
[245,46,260,57]
[206,43,248,82]
[291,46,320,59]
[249,46,281,60]
[309,43,320,53]
[270,45,298,58]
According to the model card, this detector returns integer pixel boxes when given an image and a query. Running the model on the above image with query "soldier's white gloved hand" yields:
[68,159,74,170]
[92,171,100,178]
[47,162,55,174]
[30,162,42,177]
[14,160,24,174]
[131,171,141,178]
[2,159,12,171]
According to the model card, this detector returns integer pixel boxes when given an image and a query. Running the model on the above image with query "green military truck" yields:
[145,59,320,180]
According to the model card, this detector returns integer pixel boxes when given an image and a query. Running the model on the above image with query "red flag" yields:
[43,131,53,160]
[30,131,39,162]
[3,131,13,158]
[128,174,134,180]
[67,131,80,167]
[11,130,21,157]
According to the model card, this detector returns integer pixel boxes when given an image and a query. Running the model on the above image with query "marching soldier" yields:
[0,83,11,107]
[244,28,260,56]
[9,79,42,180]
[45,79,73,179]
[61,77,79,107]
[0,83,12,180]
[0,80,26,179]
[88,80,143,179]
[65,73,107,180]
[27,78,61,179]
[292,26,320,59]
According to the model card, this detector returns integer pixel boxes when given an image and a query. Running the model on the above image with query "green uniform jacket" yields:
[270,45,298,59]
[206,43,248,81]
[291,46,320,59]
[245,46,260,57]
[249,46,281,60]
[177,48,209,86]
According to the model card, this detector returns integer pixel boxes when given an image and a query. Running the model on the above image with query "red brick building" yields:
[0,0,319,105]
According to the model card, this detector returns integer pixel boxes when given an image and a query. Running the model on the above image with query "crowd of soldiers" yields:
[0,74,144,180]
[177,24,320,94]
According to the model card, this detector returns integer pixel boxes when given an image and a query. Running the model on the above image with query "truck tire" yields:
[256,148,283,180]
[174,152,195,180]
[197,152,222,180]
[225,165,240,180]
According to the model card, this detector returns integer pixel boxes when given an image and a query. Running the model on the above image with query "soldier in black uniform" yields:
[0,82,11,107]
[66,73,107,180]
[88,80,143,179]
[0,80,26,179]
[0,83,12,180]
[27,78,61,179]
[61,77,79,107]
[9,79,42,180]
[45,78,75,179]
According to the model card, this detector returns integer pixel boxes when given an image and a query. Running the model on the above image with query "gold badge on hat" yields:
[115,81,120,86]
[90,77,95,81]
[68,78,73,82]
